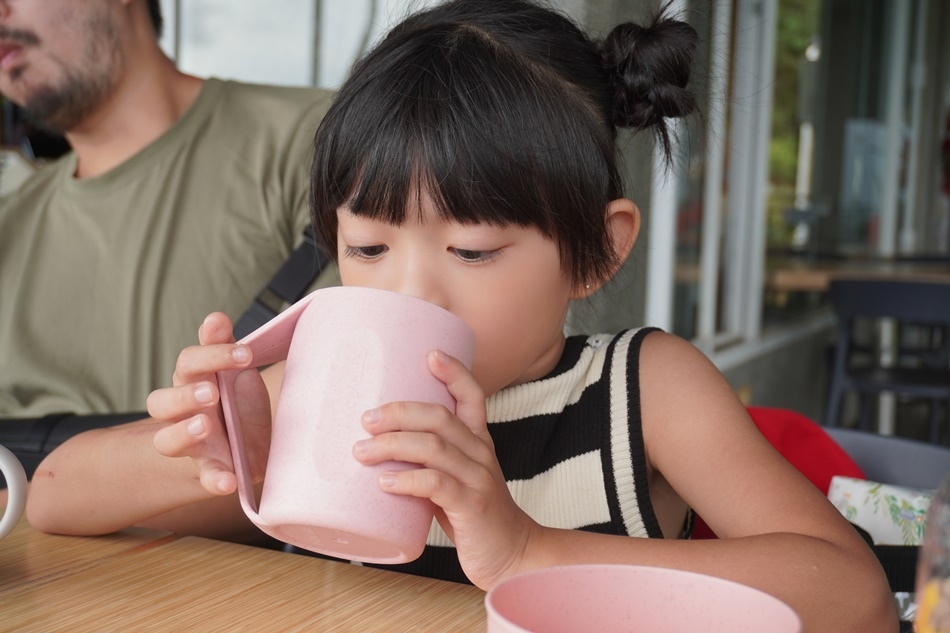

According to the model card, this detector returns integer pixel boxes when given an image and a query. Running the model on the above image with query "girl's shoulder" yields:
[597,328,718,380]
[587,328,747,441]
[584,328,697,373]
[630,329,757,464]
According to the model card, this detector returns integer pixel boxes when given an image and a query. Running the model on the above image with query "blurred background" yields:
[3,0,948,438]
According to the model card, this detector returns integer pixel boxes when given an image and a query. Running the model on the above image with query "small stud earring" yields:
[584,282,591,289]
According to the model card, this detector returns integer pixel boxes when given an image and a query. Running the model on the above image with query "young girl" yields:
[28,1,895,630]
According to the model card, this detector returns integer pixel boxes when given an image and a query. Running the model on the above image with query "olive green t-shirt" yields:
[0,78,339,417]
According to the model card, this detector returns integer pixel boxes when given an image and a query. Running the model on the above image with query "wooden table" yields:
[764,259,950,293]
[0,518,486,631]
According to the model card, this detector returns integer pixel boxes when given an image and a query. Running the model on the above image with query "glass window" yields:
[761,0,827,328]
[762,0,949,328]
[317,0,442,89]
[671,3,717,342]
[673,0,779,348]
[166,0,445,89]
[177,0,316,86]
[674,0,950,355]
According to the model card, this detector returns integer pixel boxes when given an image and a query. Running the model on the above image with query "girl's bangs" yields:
[321,27,570,232]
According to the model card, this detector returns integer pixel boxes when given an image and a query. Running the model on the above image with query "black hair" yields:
[311,0,697,285]
[146,0,163,37]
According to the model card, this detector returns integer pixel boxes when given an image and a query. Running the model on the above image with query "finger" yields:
[147,381,219,421]
[172,343,253,385]
[354,427,464,466]
[361,401,489,463]
[427,350,488,439]
[376,466,485,514]
[354,423,496,495]
[153,414,216,457]
[199,463,238,495]
[153,417,237,495]
[198,312,237,345]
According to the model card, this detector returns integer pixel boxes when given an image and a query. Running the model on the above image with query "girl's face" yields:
[336,193,578,396]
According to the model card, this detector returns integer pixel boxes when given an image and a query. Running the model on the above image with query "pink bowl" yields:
[484,564,802,633]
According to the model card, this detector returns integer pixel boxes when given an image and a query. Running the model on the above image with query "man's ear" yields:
[572,198,641,299]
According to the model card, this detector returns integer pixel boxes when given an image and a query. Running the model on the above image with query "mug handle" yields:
[0,444,27,539]
[217,292,318,525]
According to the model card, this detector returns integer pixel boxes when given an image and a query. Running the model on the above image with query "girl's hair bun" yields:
[599,5,698,156]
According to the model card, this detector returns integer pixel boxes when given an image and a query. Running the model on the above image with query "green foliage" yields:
[767,0,822,247]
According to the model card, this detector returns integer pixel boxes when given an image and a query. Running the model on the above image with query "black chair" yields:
[825,426,950,491]
[824,278,950,443]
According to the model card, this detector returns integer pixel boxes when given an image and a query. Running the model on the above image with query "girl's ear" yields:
[573,198,641,299]
[606,198,641,263]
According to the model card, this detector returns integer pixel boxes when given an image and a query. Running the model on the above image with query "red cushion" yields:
[690,406,866,539]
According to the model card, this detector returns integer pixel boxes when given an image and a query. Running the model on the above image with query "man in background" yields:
[0,0,336,418]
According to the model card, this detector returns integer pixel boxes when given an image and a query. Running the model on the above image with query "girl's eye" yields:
[343,245,387,260]
[451,248,500,263]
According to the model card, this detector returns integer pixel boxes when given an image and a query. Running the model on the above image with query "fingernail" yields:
[362,408,381,425]
[195,384,214,404]
[353,439,371,455]
[379,473,396,488]
[232,346,251,364]
[188,417,205,436]
[430,349,447,364]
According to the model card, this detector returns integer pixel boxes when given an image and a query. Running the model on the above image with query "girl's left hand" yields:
[352,349,539,590]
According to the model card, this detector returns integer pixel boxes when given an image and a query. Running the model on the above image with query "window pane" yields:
[672,2,718,342]
[762,0,949,329]
[158,0,177,58]
[178,0,315,86]
[761,0,827,328]
[317,0,443,89]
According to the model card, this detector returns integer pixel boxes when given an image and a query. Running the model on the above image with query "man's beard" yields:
[23,67,114,133]
[18,9,121,133]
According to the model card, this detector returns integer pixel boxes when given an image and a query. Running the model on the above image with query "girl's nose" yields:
[391,270,449,311]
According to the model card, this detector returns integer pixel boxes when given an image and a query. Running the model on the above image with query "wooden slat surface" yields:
[0,516,176,593]
[0,533,486,632]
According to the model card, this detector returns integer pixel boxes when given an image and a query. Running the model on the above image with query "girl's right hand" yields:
[146,312,273,496]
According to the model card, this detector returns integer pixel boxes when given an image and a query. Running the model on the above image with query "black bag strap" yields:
[0,412,147,482]
[232,226,331,340]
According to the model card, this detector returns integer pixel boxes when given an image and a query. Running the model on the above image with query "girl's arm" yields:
[522,332,896,633]
[26,418,260,541]
[27,313,282,543]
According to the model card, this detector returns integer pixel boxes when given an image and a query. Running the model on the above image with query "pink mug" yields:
[217,286,475,564]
